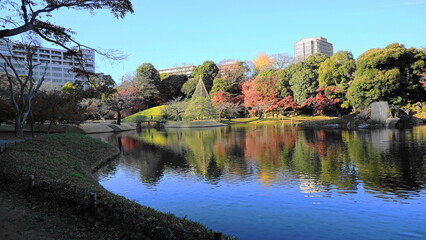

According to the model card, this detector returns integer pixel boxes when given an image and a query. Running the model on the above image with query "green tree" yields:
[184,78,217,120]
[181,78,198,98]
[210,77,239,96]
[62,81,82,97]
[318,51,355,107]
[318,51,355,90]
[133,63,160,107]
[157,74,188,103]
[192,61,219,93]
[288,53,327,104]
[192,77,210,99]
[347,43,426,109]
[276,69,292,98]
[86,73,116,99]
[183,96,217,120]
[136,63,160,83]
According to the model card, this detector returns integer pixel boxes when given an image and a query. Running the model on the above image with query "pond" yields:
[93,124,426,240]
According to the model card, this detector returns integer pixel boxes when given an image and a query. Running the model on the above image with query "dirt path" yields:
[0,191,65,240]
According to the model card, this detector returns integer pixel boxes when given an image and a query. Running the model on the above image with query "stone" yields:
[357,124,370,129]
[370,102,389,123]
[386,117,400,128]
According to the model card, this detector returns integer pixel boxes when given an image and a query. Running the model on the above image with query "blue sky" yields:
[42,0,426,82]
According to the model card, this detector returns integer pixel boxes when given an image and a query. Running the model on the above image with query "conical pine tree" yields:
[184,77,217,120]
[192,77,210,99]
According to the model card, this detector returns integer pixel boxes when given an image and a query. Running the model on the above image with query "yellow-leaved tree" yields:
[252,52,275,73]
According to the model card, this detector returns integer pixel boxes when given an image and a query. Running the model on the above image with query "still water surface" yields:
[94,124,426,240]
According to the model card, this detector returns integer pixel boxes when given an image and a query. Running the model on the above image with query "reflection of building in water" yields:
[299,177,322,193]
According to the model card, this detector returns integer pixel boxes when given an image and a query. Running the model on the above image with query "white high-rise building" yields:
[0,39,95,87]
[158,65,194,76]
[294,37,333,62]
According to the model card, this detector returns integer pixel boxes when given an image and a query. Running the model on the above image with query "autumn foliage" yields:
[252,52,275,72]
[302,87,341,116]
[105,87,140,124]
[242,79,278,117]
[212,91,243,119]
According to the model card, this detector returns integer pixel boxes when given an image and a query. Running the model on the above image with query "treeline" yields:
[1,43,425,129]
[112,43,426,120]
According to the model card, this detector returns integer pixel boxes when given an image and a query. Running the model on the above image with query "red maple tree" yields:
[302,87,342,116]
[212,90,243,120]
[241,78,280,118]
[276,95,299,114]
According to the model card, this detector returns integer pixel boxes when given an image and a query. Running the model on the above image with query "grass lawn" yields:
[123,105,168,122]
[165,120,227,128]
[0,133,231,240]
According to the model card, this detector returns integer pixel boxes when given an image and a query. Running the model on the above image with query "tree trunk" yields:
[15,109,29,138]
[47,118,54,134]
[332,105,342,118]
[117,111,121,125]
[15,118,24,138]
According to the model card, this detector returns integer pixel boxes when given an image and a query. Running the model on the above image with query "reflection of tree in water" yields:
[212,127,251,178]
[241,125,298,187]
[94,158,120,181]
[104,125,426,199]
[344,129,426,198]
[295,129,358,191]
[120,138,189,187]
[182,129,219,176]
[120,136,139,150]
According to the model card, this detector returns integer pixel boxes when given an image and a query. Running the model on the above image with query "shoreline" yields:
[0,133,230,240]
[1,114,424,139]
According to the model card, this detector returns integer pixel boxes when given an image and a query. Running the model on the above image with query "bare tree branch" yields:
[0,38,47,137]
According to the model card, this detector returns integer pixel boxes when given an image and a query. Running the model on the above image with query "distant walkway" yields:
[78,122,136,133]
[0,122,137,135]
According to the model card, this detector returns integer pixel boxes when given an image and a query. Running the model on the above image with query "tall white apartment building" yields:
[294,37,333,62]
[0,39,95,87]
